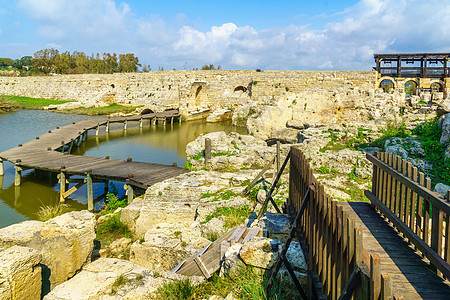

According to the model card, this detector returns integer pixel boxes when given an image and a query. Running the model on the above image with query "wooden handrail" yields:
[366,153,450,215]
[365,190,450,279]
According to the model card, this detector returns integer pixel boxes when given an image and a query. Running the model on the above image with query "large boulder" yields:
[130,223,210,271]
[434,183,450,197]
[0,246,42,300]
[239,237,283,269]
[44,258,204,300]
[252,212,291,242]
[440,113,450,144]
[0,211,96,290]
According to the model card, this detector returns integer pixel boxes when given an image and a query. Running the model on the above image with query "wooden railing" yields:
[365,152,450,279]
[288,147,393,299]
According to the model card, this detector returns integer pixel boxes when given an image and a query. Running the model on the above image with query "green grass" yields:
[153,265,299,300]
[0,95,72,109]
[36,203,72,221]
[96,214,132,246]
[203,206,252,229]
[65,103,141,115]
[411,118,450,186]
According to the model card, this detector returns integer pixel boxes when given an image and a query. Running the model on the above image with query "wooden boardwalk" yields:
[0,110,187,207]
[343,202,450,299]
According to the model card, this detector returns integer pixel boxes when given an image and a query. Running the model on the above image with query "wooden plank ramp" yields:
[0,111,187,190]
[342,202,450,299]
[174,225,263,278]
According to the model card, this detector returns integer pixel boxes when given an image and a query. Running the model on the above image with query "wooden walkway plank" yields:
[0,112,186,190]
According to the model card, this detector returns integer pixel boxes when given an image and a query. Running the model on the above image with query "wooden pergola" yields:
[374,53,450,78]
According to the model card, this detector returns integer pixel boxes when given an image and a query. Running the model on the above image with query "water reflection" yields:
[0,110,245,228]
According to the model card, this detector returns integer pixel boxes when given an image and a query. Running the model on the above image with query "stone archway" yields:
[377,76,397,92]
[188,82,207,108]
[404,78,419,97]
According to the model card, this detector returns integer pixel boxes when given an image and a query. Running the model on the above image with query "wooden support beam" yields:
[62,181,85,199]
[96,124,99,136]
[68,140,74,154]
[124,119,127,130]
[124,184,134,203]
[59,171,66,203]
[139,117,143,128]
[0,158,4,176]
[106,120,110,133]
[205,138,211,166]
[14,166,22,186]
[87,173,93,211]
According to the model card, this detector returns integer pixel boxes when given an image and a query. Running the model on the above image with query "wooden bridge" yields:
[280,147,450,299]
[0,110,187,210]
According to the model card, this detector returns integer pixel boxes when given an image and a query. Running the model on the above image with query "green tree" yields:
[119,53,141,72]
[0,58,16,68]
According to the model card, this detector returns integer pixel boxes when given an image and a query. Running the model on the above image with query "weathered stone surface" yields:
[99,238,132,259]
[219,243,244,277]
[125,169,256,237]
[0,246,42,300]
[44,258,204,300]
[207,108,233,122]
[276,267,307,288]
[0,211,96,289]
[286,120,305,130]
[130,223,210,271]
[253,212,291,242]
[186,131,288,171]
[434,183,450,197]
[440,113,450,144]
[239,237,283,269]
[285,241,307,272]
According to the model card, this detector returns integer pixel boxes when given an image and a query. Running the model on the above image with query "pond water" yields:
[0,110,245,228]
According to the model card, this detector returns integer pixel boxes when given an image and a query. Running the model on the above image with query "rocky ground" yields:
[2,87,450,299]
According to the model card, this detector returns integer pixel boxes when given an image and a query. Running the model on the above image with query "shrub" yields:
[36,203,71,221]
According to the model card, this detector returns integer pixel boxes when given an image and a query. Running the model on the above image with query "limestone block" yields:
[207,108,233,122]
[434,183,450,197]
[254,212,292,242]
[239,237,283,269]
[0,211,96,290]
[130,224,209,271]
[120,200,144,233]
[440,113,450,144]
[134,202,196,237]
[219,243,244,277]
[0,246,42,300]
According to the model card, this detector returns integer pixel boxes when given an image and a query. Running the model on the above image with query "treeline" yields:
[32,49,141,74]
[0,49,142,75]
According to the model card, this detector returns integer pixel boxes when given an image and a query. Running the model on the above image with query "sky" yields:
[0,0,449,71]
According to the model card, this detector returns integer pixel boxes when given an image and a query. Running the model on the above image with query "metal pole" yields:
[276,141,281,174]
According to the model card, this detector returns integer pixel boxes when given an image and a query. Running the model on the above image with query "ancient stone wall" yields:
[0,71,377,113]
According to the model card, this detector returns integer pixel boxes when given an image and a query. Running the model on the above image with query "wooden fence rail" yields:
[365,152,450,279]
[288,147,393,299]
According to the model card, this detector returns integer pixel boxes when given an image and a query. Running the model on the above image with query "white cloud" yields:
[46,43,62,49]
[14,0,450,70]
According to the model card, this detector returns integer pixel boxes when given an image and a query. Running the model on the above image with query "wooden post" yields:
[96,124,99,136]
[59,172,66,203]
[171,116,174,125]
[276,141,281,174]
[205,138,211,166]
[106,119,110,133]
[0,173,3,189]
[163,117,167,126]
[14,166,22,186]
[87,173,93,211]
[370,254,381,300]
[124,119,127,130]
[139,117,143,128]
[381,274,393,300]
[127,184,133,203]
[0,158,3,176]
[152,118,156,126]
[68,141,74,154]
